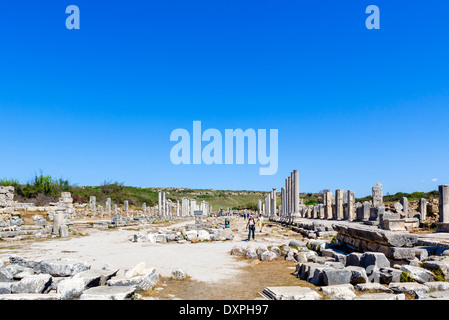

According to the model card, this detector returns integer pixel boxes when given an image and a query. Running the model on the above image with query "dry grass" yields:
[140,258,323,300]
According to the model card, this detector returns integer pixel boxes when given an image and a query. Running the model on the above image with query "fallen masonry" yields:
[131,217,235,244]
[0,256,159,300]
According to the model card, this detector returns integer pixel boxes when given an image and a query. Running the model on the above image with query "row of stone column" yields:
[157,192,210,217]
[264,170,301,223]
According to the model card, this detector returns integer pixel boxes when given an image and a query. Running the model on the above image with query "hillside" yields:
[1,174,440,211]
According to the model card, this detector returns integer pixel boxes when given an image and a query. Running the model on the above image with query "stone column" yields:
[272,188,277,218]
[285,178,289,220]
[362,201,371,221]
[158,191,162,216]
[288,176,292,222]
[372,182,383,208]
[312,204,318,219]
[335,189,344,220]
[419,198,427,221]
[52,212,64,236]
[113,204,117,215]
[89,196,96,216]
[400,197,409,218]
[437,185,449,232]
[142,203,147,215]
[162,192,166,217]
[280,187,285,220]
[325,191,333,220]
[319,204,325,219]
[347,190,355,221]
[98,205,104,218]
[292,170,300,223]
[124,200,129,217]
[177,200,180,217]
[106,198,111,216]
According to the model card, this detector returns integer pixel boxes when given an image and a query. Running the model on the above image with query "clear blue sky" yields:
[0,0,448,197]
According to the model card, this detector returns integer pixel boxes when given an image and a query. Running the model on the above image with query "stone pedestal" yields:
[382,219,406,231]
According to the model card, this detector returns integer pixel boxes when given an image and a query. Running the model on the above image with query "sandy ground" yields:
[0,217,301,284]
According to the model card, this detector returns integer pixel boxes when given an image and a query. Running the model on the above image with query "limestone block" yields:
[57,278,86,300]
[107,268,158,291]
[322,268,352,286]
[346,252,363,267]
[354,293,405,300]
[320,284,355,299]
[12,274,52,294]
[355,282,393,293]
[400,265,435,284]
[424,281,449,292]
[260,251,278,261]
[231,245,244,255]
[0,282,13,294]
[0,293,62,300]
[422,260,449,276]
[73,268,119,287]
[34,258,91,277]
[171,269,187,280]
[345,266,369,284]
[262,286,321,300]
[360,252,391,269]
[244,248,258,260]
[389,282,430,295]
[377,267,402,284]
[80,285,137,300]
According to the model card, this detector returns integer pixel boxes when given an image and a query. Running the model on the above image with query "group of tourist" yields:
[243,212,264,241]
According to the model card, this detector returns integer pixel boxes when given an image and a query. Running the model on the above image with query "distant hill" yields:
[1,174,439,211]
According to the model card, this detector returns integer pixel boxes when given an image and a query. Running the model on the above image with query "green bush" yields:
[400,271,417,282]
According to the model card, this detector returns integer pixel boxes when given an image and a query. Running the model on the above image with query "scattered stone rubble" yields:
[259,232,449,300]
[0,256,159,300]
[131,217,235,244]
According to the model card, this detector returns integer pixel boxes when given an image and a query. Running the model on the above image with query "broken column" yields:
[419,198,427,221]
[89,196,96,216]
[335,189,344,220]
[362,201,371,221]
[347,190,355,221]
[400,197,409,218]
[106,198,111,216]
[272,188,277,219]
[325,191,333,220]
[437,185,449,232]
[372,182,383,207]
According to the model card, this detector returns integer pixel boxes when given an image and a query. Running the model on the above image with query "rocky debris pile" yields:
[292,221,337,239]
[0,187,14,214]
[333,224,420,262]
[131,221,234,244]
[0,216,51,241]
[289,237,449,300]
[231,242,303,262]
[0,256,158,300]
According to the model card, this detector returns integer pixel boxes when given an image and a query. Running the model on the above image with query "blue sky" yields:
[0,0,448,197]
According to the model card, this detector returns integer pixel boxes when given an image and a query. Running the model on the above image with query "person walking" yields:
[257,214,264,233]
[246,215,256,241]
